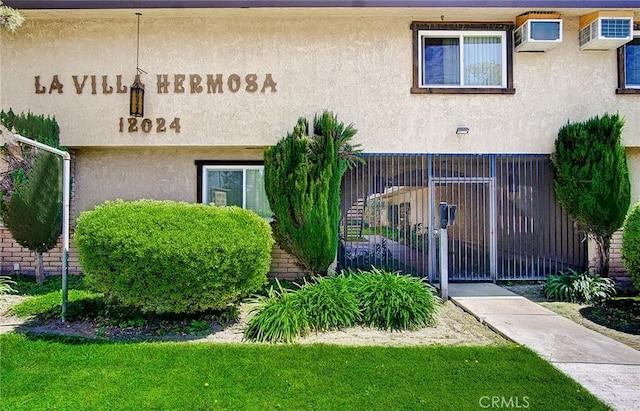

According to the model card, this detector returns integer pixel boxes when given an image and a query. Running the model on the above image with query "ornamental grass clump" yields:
[244,283,310,343]
[353,268,440,331]
[295,274,360,331]
[543,269,616,304]
[0,276,17,295]
[244,269,441,343]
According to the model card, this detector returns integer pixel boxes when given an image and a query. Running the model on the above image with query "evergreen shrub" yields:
[551,113,630,277]
[264,111,361,276]
[75,199,273,314]
[1,110,65,283]
[622,202,640,291]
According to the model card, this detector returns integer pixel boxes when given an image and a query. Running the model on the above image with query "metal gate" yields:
[338,154,587,281]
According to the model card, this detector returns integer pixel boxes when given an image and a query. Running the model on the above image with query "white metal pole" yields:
[61,156,70,320]
[12,134,70,322]
[439,228,448,301]
[438,201,449,301]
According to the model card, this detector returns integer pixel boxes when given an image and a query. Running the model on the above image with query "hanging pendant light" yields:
[130,12,146,117]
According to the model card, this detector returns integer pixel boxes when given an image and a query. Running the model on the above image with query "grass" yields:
[11,274,88,296]
[7,276,238,338]
[0,333,609,411]
[9,289,105,320]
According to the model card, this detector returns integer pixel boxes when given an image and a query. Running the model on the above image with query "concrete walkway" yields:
[449,283,640,411]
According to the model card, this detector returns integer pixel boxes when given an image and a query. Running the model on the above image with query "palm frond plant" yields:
[544,269,616,304]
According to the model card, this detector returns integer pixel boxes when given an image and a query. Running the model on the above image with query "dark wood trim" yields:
[195,160,265,203]
[505,23,514,91]
[616,32,640,95]
[411,23,420,96]
[616,88,640,95]
[410,22,514,31]
[411,87,516,94]
[195,160,264,166]
[617,45,627,91]
[411,21,516,95]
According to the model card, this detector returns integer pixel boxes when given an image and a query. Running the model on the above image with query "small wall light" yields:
[456,126,470,135]
[130,74,145,117]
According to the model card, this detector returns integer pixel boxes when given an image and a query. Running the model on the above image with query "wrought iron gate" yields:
[338,154,587,282]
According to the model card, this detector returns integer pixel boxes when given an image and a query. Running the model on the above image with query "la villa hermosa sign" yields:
[34,73,278,94]
[33,73,278,134]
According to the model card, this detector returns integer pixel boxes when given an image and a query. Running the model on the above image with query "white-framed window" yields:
[617,27,640,94]
[411,22,515,94]
[197,162,272,218]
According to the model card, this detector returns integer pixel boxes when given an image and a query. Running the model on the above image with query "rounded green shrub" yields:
[74,199,274,314]
[622,202,640,291]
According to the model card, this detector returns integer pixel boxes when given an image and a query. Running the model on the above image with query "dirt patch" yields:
[0,295,508,346]
[0,295,27,334]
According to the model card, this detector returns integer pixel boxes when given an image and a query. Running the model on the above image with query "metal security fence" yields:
[338,154,587,282]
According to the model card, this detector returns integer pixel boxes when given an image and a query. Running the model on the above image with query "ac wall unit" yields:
[579,11,634,50]
[514,19,563,52]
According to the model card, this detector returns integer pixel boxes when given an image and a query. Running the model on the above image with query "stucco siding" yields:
[1,8,638,153]
[73,147,263,215]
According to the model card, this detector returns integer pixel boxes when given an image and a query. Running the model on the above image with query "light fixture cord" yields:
[136,12,141,74]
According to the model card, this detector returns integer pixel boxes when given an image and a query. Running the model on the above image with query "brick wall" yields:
[609,231,627,277]
[268,244,304,279]
[0,227,82,275]
[589,230,633,289]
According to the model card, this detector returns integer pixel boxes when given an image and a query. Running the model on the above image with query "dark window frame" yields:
[616,24,640,95]
[195,160,264,203]
[410,22,516,95]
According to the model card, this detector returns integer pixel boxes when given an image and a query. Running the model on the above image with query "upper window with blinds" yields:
[411,22,516,94]
[616,26,640,94]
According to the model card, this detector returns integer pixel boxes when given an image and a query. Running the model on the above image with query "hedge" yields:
[622,202,640,291]
[74,199,274,314]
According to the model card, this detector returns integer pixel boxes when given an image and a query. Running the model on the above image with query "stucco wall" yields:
[1,8,638,154]
[73,146,263,215]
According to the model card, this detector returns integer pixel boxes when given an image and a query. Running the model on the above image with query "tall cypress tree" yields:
[552,113,630,277]
[264,111,361,277]
[1,110,64,284]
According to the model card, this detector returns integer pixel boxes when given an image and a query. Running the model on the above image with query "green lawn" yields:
[1,334,609,411]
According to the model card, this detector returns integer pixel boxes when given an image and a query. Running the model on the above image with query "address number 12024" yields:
[119,117,181,133]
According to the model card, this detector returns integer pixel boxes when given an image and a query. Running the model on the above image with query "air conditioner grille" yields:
[579,23,594,46]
